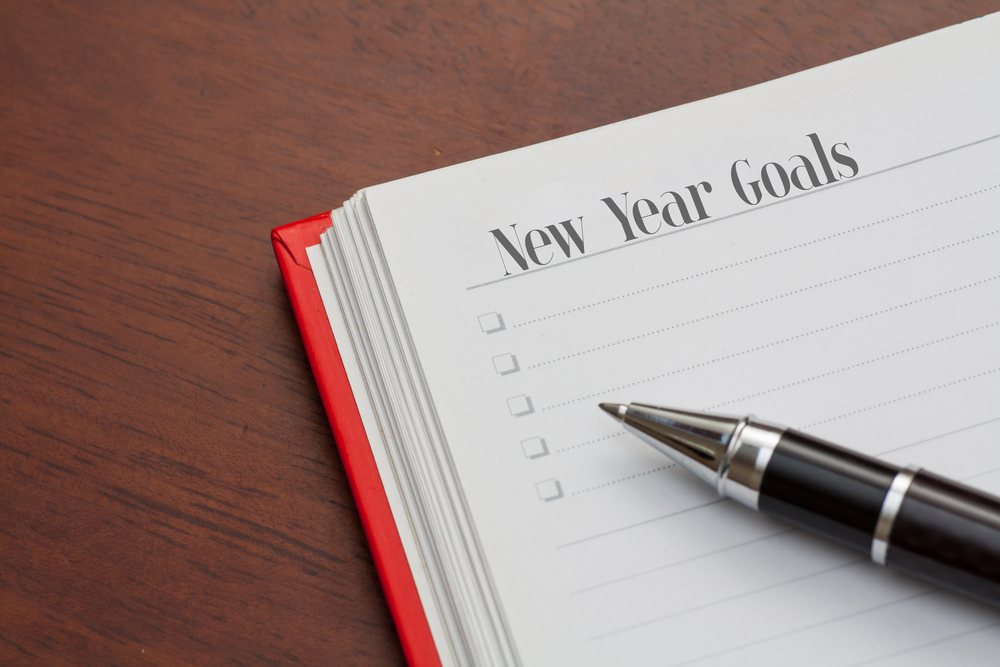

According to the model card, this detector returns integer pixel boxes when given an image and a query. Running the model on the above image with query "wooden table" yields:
[2,2,997,665]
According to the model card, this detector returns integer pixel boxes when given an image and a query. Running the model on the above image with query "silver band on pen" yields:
[871,465,921,566]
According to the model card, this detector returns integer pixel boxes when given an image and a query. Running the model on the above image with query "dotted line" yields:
[528,228,1000,370]
[801,366,1000,430]
[539,273,1000,411]
[705,322,1000,410]
[511,183,1000,329]
[570,464,675,496]
[555,430,626,454]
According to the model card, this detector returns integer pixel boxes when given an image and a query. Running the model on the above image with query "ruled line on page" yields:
[536,277,1000,411]
[465,132,1000,291]
[801,366,1000,429]
[705,322,1000,410]
[958,464,1000,483]
[556,499,727,549]
[664,591,938,667]
[590,558,869,642]
[878,415,1000,455]
[509,182,1000,330]
[569,464,675,496]
[554,430,627,454]
[523,233,1000,374]
[570,527,797,596]
[847,621,1000,667]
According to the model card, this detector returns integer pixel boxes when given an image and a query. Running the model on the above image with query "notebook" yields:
[273,13,1000,666]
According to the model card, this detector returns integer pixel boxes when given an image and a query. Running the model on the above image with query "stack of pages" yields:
[291,13,1000,667]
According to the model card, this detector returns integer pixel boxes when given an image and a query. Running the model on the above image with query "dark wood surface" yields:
[2,2,998,665]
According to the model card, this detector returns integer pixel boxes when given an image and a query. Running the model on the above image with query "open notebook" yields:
[275,13,1000,667]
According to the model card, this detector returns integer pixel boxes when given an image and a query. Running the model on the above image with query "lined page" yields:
[316,14,1000,666]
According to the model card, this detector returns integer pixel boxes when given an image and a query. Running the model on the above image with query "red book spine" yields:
[272,214,441,667]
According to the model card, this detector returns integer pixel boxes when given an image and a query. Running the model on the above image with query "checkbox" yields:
[492,353,520,375]
[536,479,563,502]
[521,437,548,459]
[507,395,534,417]
[478,312,506,334]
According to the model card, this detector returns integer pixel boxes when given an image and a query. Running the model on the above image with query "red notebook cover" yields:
[272,213,442,667]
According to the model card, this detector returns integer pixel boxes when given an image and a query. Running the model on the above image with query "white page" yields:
[318,14,1000,666]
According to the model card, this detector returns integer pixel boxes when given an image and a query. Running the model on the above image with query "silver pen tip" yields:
[599,402,627,421]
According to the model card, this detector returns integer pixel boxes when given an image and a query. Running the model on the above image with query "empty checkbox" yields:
[521,437,548,459]
[536,479,563,502]
[492,353,520,375]
[507,395,534,417]
[478,312,506,334]
[479,313,507,333]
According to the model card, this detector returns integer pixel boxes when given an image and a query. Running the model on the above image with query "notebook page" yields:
[323,14,1000,666]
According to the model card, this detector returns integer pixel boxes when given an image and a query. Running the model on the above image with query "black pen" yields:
[600,402,1000,607]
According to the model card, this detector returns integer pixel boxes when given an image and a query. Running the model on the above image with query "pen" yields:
[599,402,1000,607]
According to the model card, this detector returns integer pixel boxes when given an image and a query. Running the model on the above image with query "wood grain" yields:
[1,1,997,665]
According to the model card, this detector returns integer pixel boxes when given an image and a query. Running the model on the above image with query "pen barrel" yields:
[886,470,1000,606]
[756,429,897,552]
[754,430,1000,607]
